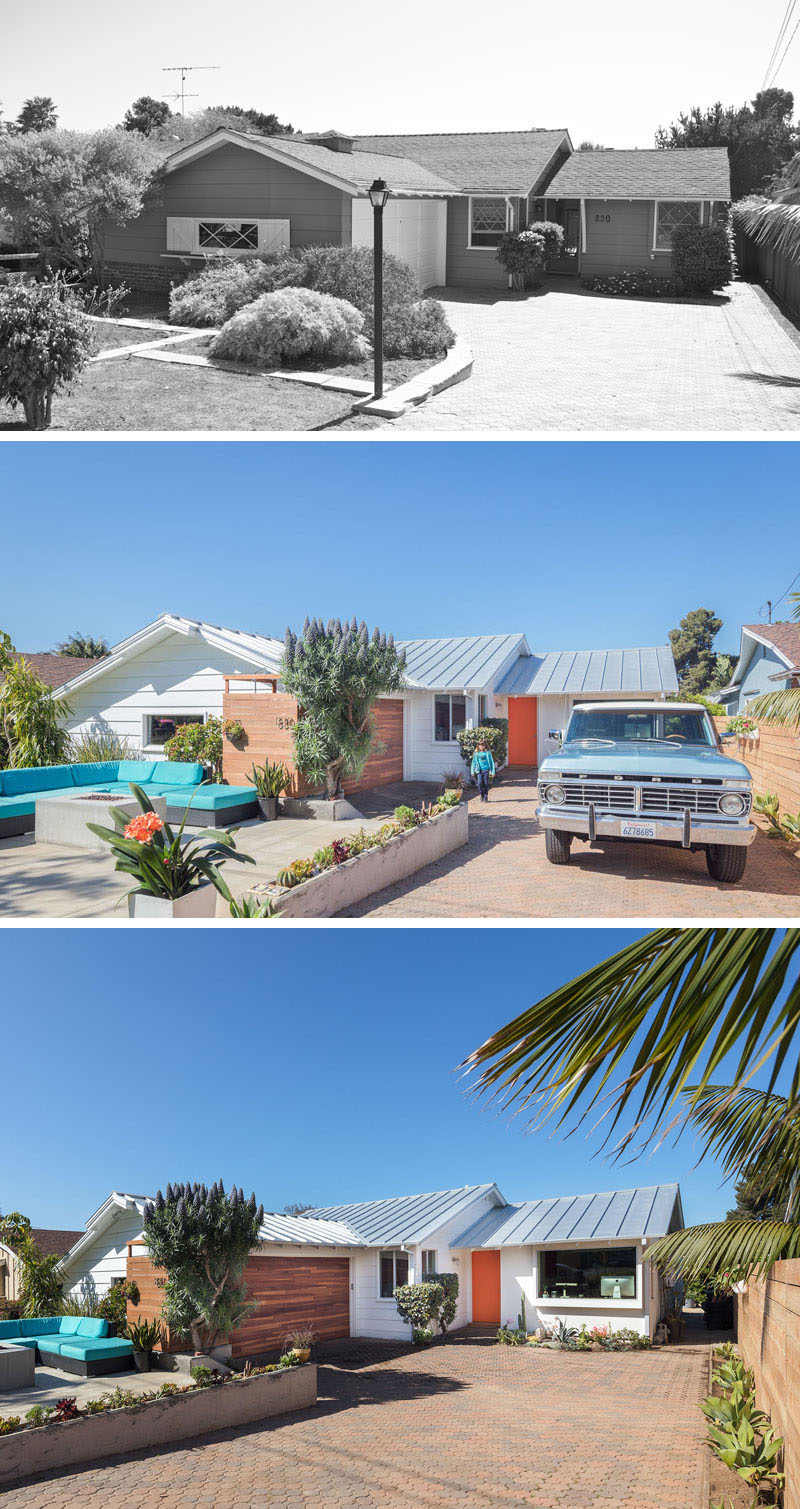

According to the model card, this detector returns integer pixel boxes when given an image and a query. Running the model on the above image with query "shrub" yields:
[496,222,565,289]
[497,1322,527,1345]
[164,716,223,779]
[70,730,139,763]
[667,691,725,716]
[582,270,677,298]
[412,1326,433,1346]
[97,1280,139,1334]
[394,1281,445,1332]
[291,244,418,318]
[381,298,455,357]
[169,255,297,326]
[210,287,368,367]
[142,1182,264,1354]
[672,222,735,294]
[456,725,507,772]
[425,1272,459,1332]
[0,280,92,428]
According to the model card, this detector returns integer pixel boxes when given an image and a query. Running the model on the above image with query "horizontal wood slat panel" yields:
[223,693,404,796]
[713,718,800,816]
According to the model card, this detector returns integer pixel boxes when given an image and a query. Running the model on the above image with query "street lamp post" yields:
[368,178,390,399]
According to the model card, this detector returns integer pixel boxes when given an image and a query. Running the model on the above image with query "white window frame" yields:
[378,1249,409,1300]
[165,216,291,257]
[433,694,468,745]
[421,1250,438,1278]
[467,195,513,250]
[143,711,206,753]
[652,199,704,253]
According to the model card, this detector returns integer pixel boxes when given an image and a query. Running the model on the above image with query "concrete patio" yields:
[0,1361,163,1416]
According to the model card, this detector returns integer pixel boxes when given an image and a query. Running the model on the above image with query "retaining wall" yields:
[737,1261,800,1509]
[713,717,800,816]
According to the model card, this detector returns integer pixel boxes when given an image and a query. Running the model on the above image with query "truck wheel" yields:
[705,845,747,884]
[545,828,572,865]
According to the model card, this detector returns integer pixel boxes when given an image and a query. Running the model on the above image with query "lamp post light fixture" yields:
[368,178,390,399]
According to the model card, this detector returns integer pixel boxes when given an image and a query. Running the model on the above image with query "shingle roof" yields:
[495,646,678,696]
[399,634,527,691]
[167,130,458,196]
[4,1228,83,1259]
[546,148,731,200]
[452,1185,681,1249]
[307,1186,501,1246]
[9,653,99,689]
[354,130,571,195]
[743,622,800,667]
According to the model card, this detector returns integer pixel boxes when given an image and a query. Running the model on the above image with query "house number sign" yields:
[595,214,612,223]
[275,716,295,730]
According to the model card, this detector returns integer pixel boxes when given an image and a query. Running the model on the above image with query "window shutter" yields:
[257,219,291,254]
[166,218,196,254]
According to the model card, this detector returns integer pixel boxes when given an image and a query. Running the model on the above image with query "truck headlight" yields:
[544,783,566,805]
[719,792,747,817]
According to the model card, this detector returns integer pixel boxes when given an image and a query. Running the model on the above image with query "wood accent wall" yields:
[713,717,800,818]
[222,689,404,796]
[738,1261,800,1509]
[126,1250,350,1359]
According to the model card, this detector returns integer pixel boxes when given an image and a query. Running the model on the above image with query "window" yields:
[421,1250,437,1278]
[434,695,467,743]
[166,217,291,257]
[655,201,701,251]
[565,709,713,748]
[469,197,508,248]
[198,220,259,252]
[379,1250,409,1298]
[148,714,204,747]
[539,1247,637,1301]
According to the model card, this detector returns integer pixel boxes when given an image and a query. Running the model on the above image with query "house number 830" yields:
[595,214,611,223]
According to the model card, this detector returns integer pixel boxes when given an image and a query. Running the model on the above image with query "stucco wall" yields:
[738,1262,800,1509]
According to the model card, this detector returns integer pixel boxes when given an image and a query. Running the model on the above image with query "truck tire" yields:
[705,845,747,884]
[545,828,572,865]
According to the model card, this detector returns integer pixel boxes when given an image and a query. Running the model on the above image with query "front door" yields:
[472,1250,501,1324]
[508,698,538,766]
[551,203,581,275]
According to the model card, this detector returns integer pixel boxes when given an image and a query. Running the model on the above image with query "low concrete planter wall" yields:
[274,802,468,917]
[0,1363,316,1487]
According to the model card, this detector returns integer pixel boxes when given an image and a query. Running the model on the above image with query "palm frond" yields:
[733,196,800,259]
[461,928,800,1155]
[745,688,800,732]
[689,1085,800,1217]
[646,1217,800,1285]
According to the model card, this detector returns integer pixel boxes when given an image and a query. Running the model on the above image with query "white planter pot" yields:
[128,885,218,919]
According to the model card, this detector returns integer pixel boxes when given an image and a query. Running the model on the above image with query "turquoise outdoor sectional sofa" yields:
[0,760,260,840]
[0,1317,135,1377]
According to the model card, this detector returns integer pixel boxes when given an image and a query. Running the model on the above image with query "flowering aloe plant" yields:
[86,783,254,902]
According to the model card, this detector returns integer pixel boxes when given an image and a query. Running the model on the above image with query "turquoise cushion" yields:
[172,786,257,810]
[35,1336,71,1354]
[117,760,156,783]
[0,797,35,818]
[19,1318,60,1336]
[33,786,91,802]
[72,762,120,787]
[1,765,76,796]
[0,1320,21,1338]
[59,1338,134,1361]
[9,1337,39,1350]
[75,1317,108,1338]
[155,761,204,787]
[56,1316,81,1335]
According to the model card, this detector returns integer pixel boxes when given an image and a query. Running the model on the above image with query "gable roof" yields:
[742,621,800,669]
[1,1228,83,1259]
[452,1184,683,1249]
[307,1185,505,1246]
[53,615,284,700]
[495,645,678,696]
[9,653,99,689]
[399,633,529,691]
[354,130,572,196]
[546,147,731,200]
[166,129,458,197]
[256,1212,363,1246]
[60,1192,153,1275]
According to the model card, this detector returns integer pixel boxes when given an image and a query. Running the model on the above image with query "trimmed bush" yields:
[382,298,455,357]
[209,287,368,367]
[394,1282,445,1332]
[457,724,507,771]
[582,269,677,298]
[496,223,565,289]
[169,255,297,326]
[672,222,735,294]
[292,244,418,316]
[0,281,92,428]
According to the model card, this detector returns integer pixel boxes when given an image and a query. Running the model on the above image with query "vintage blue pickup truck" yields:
[537,701,755,883]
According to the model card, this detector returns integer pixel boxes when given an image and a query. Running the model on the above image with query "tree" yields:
[122,95,172,136]
[0,280,93,429]
[578,141,605,151]
[16,97,58,133]
[0,127,164,283]
[281,618,406,799]
[55,633,108,659]
[747,592,800,731]
[668,607,724,697]
[0,631,73,766]
[283,1202,313,1216]
[161,106,294,146]
[142,1182,264,1353]
[656,91,800,199]
[0,1212,64,1317]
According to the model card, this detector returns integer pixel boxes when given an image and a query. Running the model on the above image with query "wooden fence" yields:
[737,1261,800,1509]
[713,717,800,817]
[737,230,800,322]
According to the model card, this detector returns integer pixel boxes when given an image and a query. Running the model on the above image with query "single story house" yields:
[104,126,730,293]
[60,1181,683,1349]
[53,614,679,785]
[0,1227,83,1304]
[717,622,800,714]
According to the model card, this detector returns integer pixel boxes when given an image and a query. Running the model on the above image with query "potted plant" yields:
[87,783,255,918]
[283,1324,316,1363]
[442,771,464,797]
[127,1317,163,1372]
[250,760,291,821]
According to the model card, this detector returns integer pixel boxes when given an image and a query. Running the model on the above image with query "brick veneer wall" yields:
[737,1261,800,1509]
[106,261,198,293]
[222,690,404,796]
[713,717,800,816]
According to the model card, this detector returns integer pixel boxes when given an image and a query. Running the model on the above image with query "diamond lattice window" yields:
[655,201,701,250]
[470,198,508,248]
[198,221,259,252]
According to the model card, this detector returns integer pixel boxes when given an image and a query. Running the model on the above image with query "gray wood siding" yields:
[104,143,349,266]
[581,200,658,276]
[446,196,507,288]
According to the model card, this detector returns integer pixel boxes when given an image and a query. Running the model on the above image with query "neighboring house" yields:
[0,1227,83,1303]
[53,615,678,782]
[717,622,800,714]
[7,653,98,689]
[60,1182,683,1348]
[103,126,730,293]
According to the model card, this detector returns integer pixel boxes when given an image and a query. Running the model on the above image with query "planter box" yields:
[128,884,218,919]
[0,1363,316,1487]
[273,803,468,918]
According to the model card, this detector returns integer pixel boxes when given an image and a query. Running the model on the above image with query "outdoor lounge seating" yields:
[0,1318,135,1378]
[0,760,260,839]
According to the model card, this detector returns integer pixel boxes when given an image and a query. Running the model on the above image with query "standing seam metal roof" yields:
[495,646,678,696]
[306,1185,501,1245]
[256,1212,363,1246]
[451,1185,681,1249]
[398,634,527,691]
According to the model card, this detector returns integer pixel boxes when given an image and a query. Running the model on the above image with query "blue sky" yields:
[2,926,786,1232]
[3,441,799,656]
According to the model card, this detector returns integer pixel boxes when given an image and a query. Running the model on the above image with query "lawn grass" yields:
[89,322,171,352]
[168,334,435,389]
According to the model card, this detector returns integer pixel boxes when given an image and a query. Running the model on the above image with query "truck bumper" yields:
[537,808,756,848]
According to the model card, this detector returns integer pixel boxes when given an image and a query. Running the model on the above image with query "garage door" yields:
[351,197,447,290]
[232,1255,351,1357]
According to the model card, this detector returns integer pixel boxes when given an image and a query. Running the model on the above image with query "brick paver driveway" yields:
[6,1338,710,1509]
[353,281,800,432]
[340,771,800,918]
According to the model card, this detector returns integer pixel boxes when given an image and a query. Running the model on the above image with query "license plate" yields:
[621,821,656,840]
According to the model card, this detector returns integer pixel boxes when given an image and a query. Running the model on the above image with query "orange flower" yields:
[124,811,164,844]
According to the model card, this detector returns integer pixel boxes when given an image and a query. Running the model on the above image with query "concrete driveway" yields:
[341,771,800,918]
[6,1337,710,1509]
[351,280,800,432]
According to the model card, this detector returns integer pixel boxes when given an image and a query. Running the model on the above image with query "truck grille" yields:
[551,779,750,818]
[561,783,636,810]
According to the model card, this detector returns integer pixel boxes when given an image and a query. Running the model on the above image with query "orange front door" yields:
[508,697,538,766]
[472,1250,501,1323]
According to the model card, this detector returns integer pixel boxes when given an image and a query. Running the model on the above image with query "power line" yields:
[763,0,797,88]
[767,9,800,87]
[761,566,800,622]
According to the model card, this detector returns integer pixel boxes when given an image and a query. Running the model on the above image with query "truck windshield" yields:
[565,710,714,746]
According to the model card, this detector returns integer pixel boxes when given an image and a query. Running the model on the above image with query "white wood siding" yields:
[65,1208,145,1301]
[351,198,447,290]
[404,690,478,782]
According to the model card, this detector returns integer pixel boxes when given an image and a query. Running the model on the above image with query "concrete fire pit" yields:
[0,1345,35,1391]
[35,793,167,850]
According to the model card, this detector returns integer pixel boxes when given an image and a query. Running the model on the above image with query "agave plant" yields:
[249,760,291,798]
[86,783,254,903]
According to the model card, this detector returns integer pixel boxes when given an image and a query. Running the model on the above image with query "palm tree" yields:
[462,928,800,1285]
[745,591,800,731]
[55,634,109,660]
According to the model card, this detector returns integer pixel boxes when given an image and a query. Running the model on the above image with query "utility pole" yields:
[162,65,220,118]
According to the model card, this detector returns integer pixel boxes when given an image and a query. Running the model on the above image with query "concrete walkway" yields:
[349,281,800,432]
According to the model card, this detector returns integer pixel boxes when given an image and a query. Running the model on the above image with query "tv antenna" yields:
[760,599,773,624]
[162,65,220,117]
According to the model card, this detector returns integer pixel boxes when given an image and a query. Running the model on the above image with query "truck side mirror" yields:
[718,730,736,741]
[548,729,563,746]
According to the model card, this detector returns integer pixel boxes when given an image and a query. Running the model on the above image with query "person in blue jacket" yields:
[470,739,496,802]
